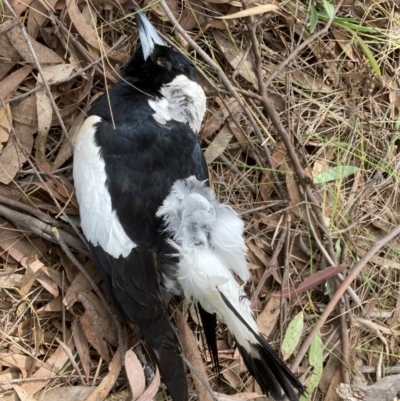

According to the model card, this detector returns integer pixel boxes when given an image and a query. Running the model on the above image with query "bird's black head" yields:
[122,10,196,93]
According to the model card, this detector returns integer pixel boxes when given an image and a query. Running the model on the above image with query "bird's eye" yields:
[156,57,168,67]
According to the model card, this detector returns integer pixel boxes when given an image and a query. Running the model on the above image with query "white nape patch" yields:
[157,176,256,352]
[148,75,206,133]
[73,115,136,258]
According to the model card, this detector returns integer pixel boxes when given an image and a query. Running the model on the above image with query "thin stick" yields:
[181,355,218,401]
[55,338,86,385]
[3,0,72,150]
[4,35,127,105]
[0,375,95,386]
[265,0,345,87]
[290,224,400,371]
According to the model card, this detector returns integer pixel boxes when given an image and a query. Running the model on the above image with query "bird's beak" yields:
[135,9,164,60]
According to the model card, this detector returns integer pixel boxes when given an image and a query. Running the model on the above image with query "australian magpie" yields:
[73,9,304,401]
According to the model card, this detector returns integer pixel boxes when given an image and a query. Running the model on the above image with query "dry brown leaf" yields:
[13,385,37,401]
[125,350,146,401]
[180,0,207,30]
[135,365,161,401]
[215,392,265,401]
[72,320,91,381]
[201,98,240,140]
[0,353,37,374]
[35,64,74,159]
[0,66,32,99]
[226,117,247,153]
[285,170,306,220]
[78,291,118,346]
[63,259,102,308]
[11,0,35,15]
[222,360,245,388]
[11,95,37,126]
[41,386,96,401]
[257,296,281,337]
[259,145,286,202]
[175,309,213,401]
[28,0,58,37]
[53,111,85,170]
[65,0,125,62]
[0,218,40,267]
[80,307,110,362]
[0,372,21,391]
[0,111,35,184]
[323,366,341,401]
[7,26,64,64]
[204,124,233,164]
[0,273,24,288]
[214,32,258,89]
[84,350,122,401]
[217,4,279,19]
[204,0,236,3]
[331,29,358,62]
[291,69,332,92]
[0,104,12,151]
[36,296,63,313]
[19,334,75,394]
[247,240,270,270]
[36,273,59,297]
[271,264,347,299]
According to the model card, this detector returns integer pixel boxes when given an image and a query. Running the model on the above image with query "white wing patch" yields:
[73,115,136,258]
[148,75,206,133]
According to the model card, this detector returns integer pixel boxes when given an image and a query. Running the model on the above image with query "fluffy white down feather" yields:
[157,176,257,352]
[73,115,136,258]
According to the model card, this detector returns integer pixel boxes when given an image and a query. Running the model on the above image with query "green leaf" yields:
[281,311,303,359]
[335,239,341,259]
[313,166,360,184]
[300,333,323,400]
[323,281,332,295]
[355,35,382,77]
[322,0,335,20]
[60,214,81,227]
[310,6,318,33]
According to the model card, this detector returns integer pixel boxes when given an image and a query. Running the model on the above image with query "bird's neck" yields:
[148,75,206,133]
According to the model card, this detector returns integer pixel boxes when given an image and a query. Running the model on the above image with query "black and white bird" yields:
[73,9,304,401]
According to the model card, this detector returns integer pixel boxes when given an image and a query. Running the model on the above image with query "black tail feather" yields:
[218,289,304,401]
[197,304,220,377]
[141,317,188,401]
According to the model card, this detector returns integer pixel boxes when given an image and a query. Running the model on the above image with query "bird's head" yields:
[123,10,197,90]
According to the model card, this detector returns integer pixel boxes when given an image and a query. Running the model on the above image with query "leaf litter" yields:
[1,1,400,401]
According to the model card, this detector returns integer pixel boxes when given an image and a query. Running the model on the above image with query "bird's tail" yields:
[141,315,188,401]
[157,176,304,401]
